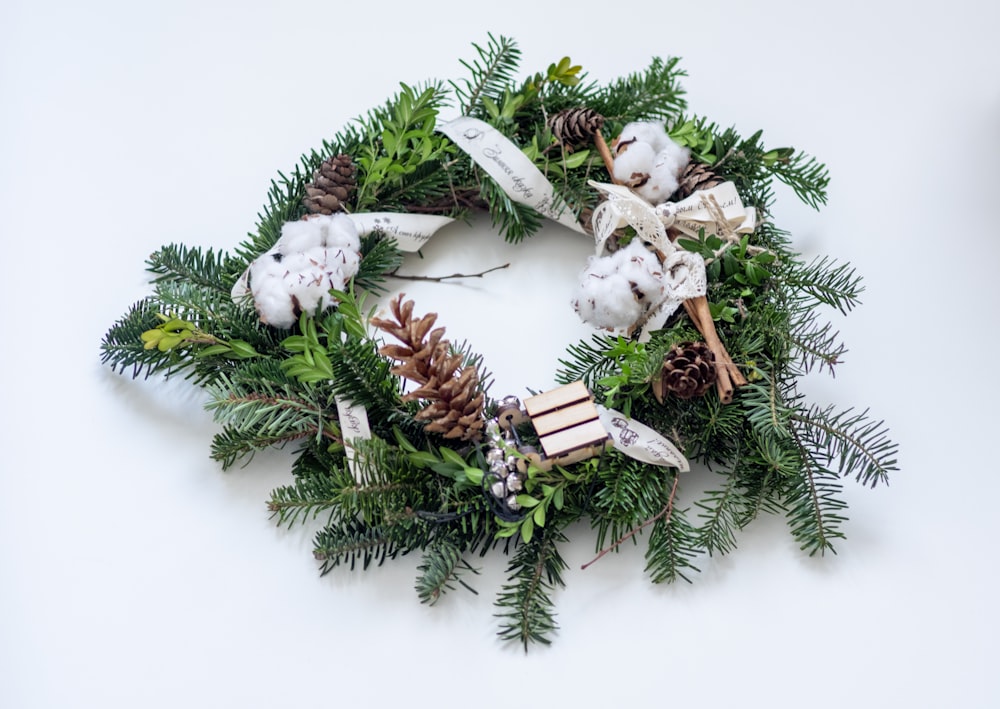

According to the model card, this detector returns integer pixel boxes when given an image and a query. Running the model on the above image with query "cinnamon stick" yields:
[683,296,746,404]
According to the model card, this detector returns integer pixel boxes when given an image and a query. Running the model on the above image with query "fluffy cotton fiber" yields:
[246,213,361,328]
[572,239,666,330]
[612,121,690,204]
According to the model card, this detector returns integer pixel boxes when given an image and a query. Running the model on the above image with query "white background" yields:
[3,1,999,706]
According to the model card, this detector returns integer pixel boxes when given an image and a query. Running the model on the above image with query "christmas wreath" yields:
[101,35,898,649]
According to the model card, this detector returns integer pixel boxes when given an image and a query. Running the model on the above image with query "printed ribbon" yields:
[335,396,372,480]
[597,405,689,471]
[438,116,587,234]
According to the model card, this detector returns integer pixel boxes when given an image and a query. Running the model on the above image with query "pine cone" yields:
[653,341,716,402]
[548,108,605,147]
[672,162,723,201]
[371,295,485,441]
[303,154,357,215]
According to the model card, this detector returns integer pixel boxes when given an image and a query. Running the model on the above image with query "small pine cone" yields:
[654,341,716,401]
[372,294,485,441]
[548,108,605,147]
[672,162,723,201]
[303,154,357,215]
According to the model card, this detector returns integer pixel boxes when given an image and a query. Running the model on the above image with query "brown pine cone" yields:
[548,107,605,147]
[303,154,356,215]
[672,162,723,201]
[652,341,716,402]
[371,294,485,441]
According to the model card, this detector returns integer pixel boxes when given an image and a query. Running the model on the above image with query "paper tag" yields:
[335,395,372,481]
[439,116,587,234]
[347,213,455,252]
[662,182,756,239]
[597,405,689,471]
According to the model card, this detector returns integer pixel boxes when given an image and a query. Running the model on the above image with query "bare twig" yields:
[581,474,680,570]
[388,263,510,282]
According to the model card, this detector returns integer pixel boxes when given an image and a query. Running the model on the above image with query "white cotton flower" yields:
[613,121,690,204]
[572,240,666,330]
[245,213,361,328]
[612,141,655,186]
[616,121,671,154]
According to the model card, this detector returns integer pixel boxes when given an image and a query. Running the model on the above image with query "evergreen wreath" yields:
[101,35,898,650]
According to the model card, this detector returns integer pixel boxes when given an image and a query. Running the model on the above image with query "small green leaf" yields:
[520,515,535,544]
[197,344,231,357]
[228,340,260,358]
[439,447,466,467]
[515,495,540,508]
[465,467,484,485]
[533,504,546,527]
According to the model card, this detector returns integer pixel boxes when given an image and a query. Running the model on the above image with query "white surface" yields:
[2,1,999,706]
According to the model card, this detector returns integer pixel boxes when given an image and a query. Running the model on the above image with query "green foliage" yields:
[494,527,568,649]
[100,35,898,650]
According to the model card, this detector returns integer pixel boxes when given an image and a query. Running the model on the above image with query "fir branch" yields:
[555,333,620,390]
[211,426,315,471]
[266,463,353,528]
[146,243,235,293]
[415,537,479,605]
[791,404,898,488]
[782,256,864,315]
[204,374,338,467]
[785,425,848,555]
[100,298,191,379]
[694,467,745,557]
[494,527,568,650]
[769,150,830,210]
[313,519,405,572]
[450,33,522,117]
[584,473,680,570]
[592,56,687,127]
[787,307,848,375]
[354,233,405,296]
[644,503,700,584]
[479,176,543,243]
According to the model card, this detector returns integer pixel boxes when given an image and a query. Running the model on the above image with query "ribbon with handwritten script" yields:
[335,396,372,480]
[346,213,455,252]
[596,405,689,471]
[438,116,587,234]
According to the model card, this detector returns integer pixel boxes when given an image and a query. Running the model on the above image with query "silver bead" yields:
[490,481,507,498]
[500,395,521,409]
[507,474,523,492]
[487,448,504,464]
[505,494,521,511]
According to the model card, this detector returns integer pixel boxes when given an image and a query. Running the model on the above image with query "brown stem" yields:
[593,132,618,182]
[684,296,746,404]
[387,262,510,282]
[581,474,679,571]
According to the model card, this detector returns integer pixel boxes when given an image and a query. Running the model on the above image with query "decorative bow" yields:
[588,180,756,255]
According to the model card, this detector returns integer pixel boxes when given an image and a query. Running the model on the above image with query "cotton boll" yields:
[636,153,686,203]
[275,218,324,254]
[573,270,644,329]
[615,240,665,302]
[572,241,668,330]
[613,141,655,186]
[243,215,362,328]
[320,213,362,250]
[616,121,670,154]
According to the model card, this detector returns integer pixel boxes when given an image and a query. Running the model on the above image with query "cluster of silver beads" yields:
[485,421,523,512]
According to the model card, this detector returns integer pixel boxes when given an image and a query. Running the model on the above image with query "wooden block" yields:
[531,400,599,436]
[539,419,609,458]
[524,381,591,417]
